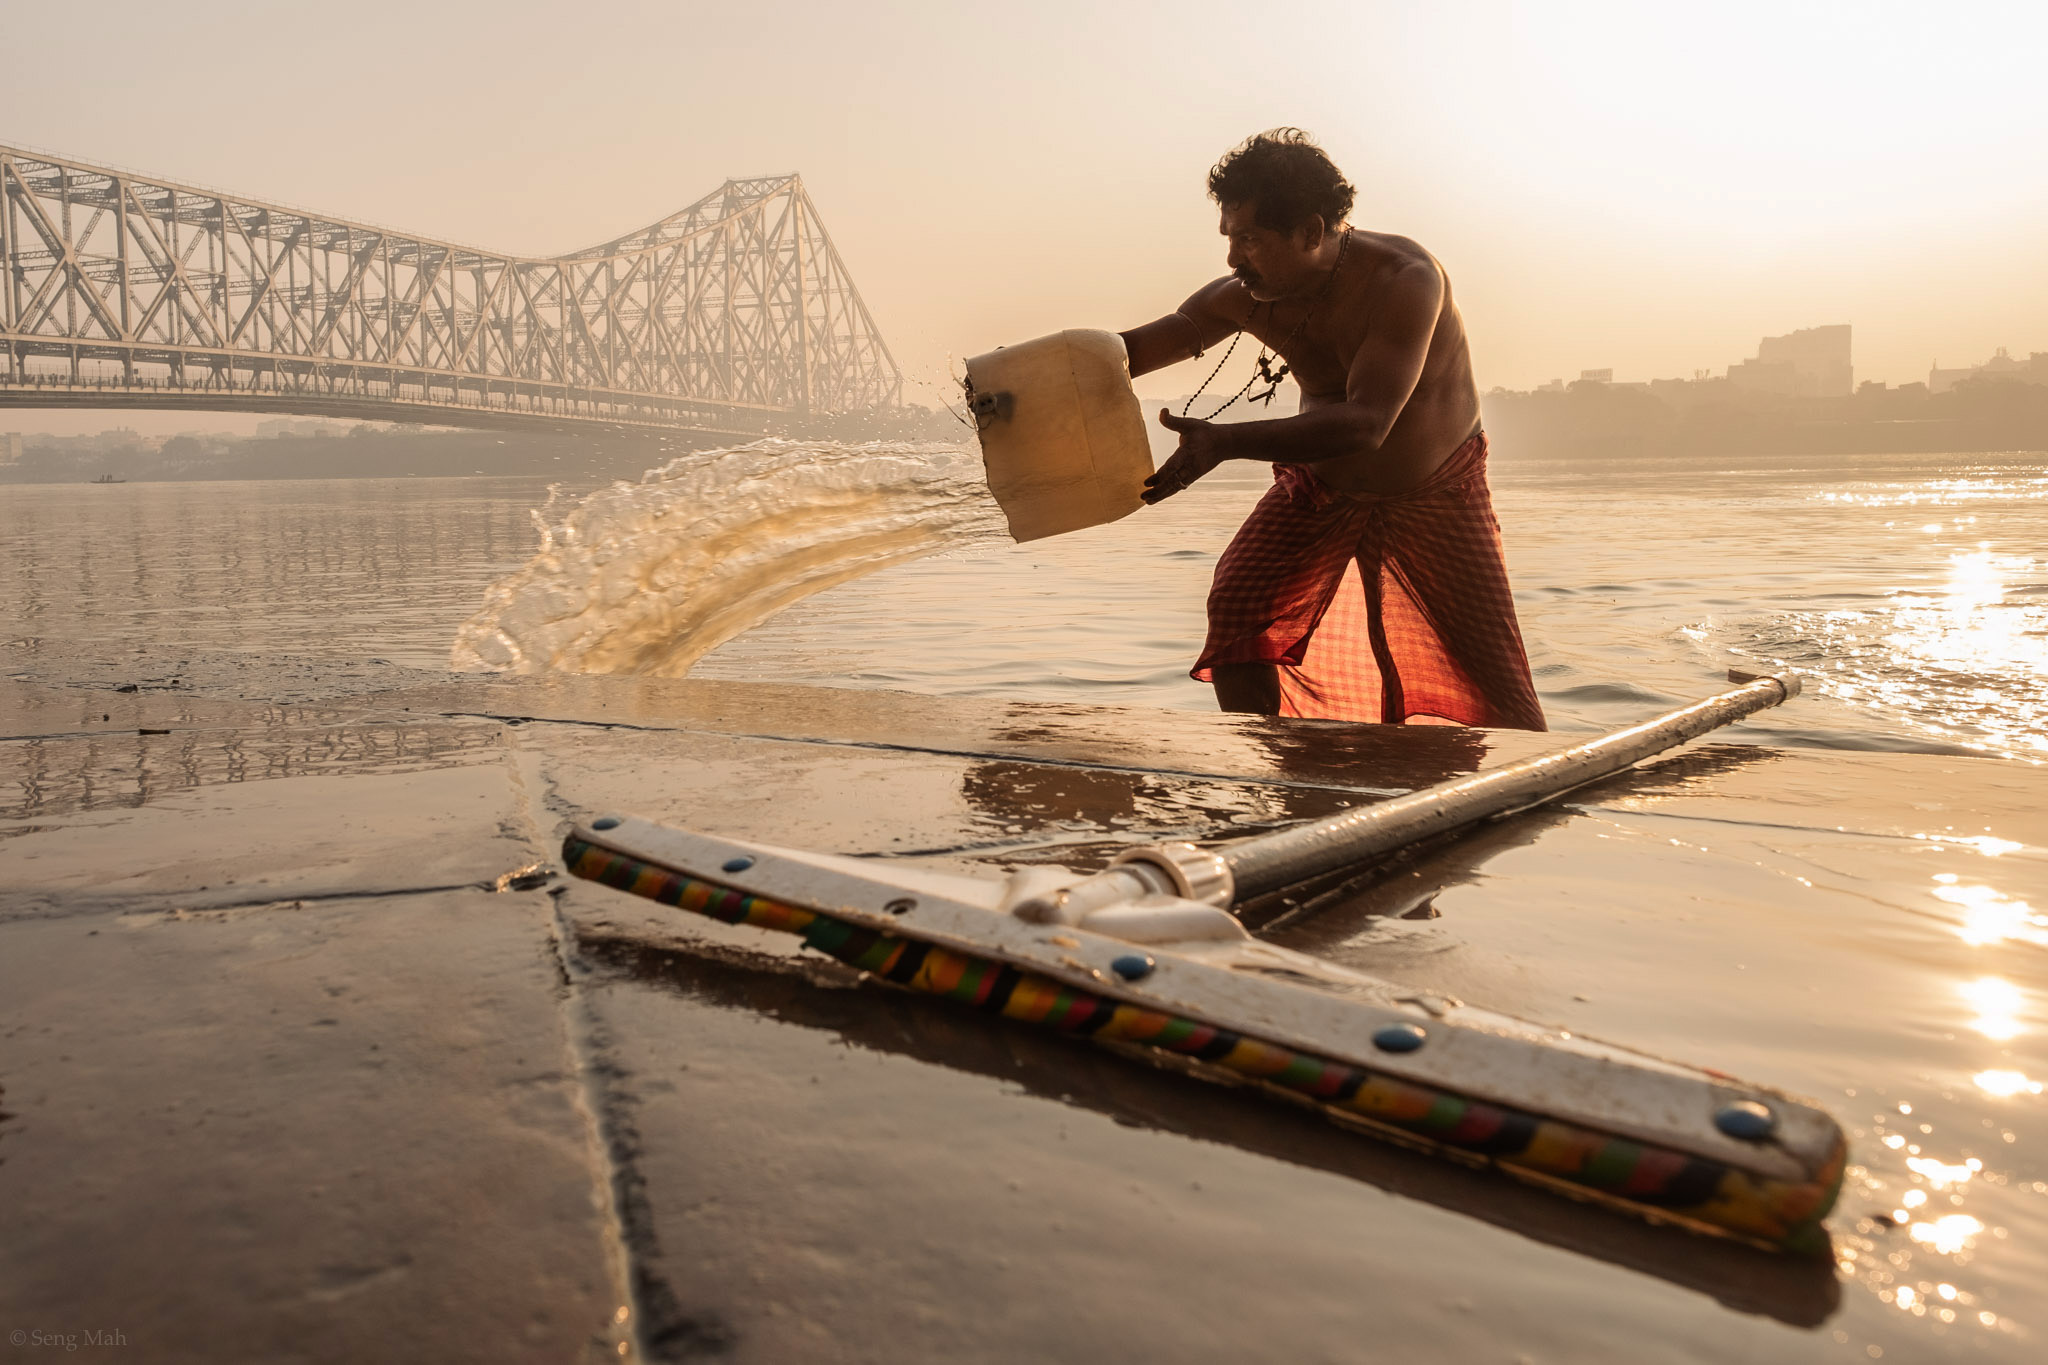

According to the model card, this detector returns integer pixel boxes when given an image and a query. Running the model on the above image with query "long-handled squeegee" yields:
[1009,669,1803,919]
[564,670,1843,1252]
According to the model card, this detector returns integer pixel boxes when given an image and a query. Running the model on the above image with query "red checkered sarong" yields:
[1193,431,1546,729]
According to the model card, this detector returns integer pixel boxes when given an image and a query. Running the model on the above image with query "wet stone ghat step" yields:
[2,664,2044,1362]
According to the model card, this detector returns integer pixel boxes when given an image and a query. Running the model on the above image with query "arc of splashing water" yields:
[452,440,1004,677]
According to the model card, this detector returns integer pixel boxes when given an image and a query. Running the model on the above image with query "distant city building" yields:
[0,432,21,467]
[1728,325,1852,398]
[1578,368,1613,384]
[1536,378,1565,393]
[1928,347,2048,394]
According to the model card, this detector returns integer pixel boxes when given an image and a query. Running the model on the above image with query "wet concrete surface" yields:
[0,890,626,1364]
[4,654,2045,1361]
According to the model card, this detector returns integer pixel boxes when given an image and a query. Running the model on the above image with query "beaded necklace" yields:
[1181,226,1351,421]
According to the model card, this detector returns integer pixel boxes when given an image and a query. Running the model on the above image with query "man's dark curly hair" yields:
[1207,128,1356,235]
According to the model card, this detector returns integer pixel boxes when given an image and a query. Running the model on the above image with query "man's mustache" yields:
[1233,265,1260,287]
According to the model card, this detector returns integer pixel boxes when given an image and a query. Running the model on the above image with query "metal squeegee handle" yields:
[1220,671,1801,901]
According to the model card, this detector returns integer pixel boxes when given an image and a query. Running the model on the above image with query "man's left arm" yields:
[1141,263,1442,504]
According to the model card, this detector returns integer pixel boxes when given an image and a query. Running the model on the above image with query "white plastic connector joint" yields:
[1110,842,1235,909]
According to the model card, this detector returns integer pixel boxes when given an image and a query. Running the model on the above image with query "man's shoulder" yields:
[1184,275,1251,322]
[1360,235,1442,288]
[1354,229,1437,267]
[1342,238,1444,318]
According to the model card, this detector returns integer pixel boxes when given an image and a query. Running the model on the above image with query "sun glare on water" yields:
[1931,876,2048,949]
[1908,1215,1987,1258]
[1774,474,2048,760]
[1973,1069,2043,1098]
[1959,977,2027,1042]
[1875,549,2048,755]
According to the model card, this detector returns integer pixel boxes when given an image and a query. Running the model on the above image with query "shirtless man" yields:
[1119,129,1545,729]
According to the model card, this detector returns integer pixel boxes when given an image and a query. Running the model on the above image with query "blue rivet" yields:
[591,815,621,830]
[721,856,755,874]
[1111,954,1155,981]
[1715,1099,1778,1140]
[1373,1023,1428,1053]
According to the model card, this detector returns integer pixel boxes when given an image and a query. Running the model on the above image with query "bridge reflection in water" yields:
[0,145,902,435]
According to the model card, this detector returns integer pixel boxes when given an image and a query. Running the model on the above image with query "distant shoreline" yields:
[4,444,2040,487]
[1477,379,2048,462]
[2,392,2043,484]
[0,414,959,486]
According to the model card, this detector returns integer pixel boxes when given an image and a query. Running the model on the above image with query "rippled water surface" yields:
[5,445,2047,1361]
[7,446,2041,759]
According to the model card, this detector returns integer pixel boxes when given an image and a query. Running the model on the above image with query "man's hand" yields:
[1141,409,1229,504]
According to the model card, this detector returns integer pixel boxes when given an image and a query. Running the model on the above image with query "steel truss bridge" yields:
[0,145,903,435]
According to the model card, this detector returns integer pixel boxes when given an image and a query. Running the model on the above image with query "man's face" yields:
[1219,201,1321,302]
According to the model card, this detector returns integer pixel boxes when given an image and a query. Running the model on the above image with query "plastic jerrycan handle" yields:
[963,329,1155,543]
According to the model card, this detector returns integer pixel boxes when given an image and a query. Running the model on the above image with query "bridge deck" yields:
[1,145,903,434]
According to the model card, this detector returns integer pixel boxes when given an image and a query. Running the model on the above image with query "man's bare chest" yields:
[1239,258,1407,397]
[1242,311,1360,400]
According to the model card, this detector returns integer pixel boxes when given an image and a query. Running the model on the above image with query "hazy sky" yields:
[6,0,2047,430]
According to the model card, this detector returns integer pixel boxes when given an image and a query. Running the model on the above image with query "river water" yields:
[5,444,2048,1361]
[5,446,2043,762]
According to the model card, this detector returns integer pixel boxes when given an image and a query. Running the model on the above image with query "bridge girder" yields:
[0,146,903,434]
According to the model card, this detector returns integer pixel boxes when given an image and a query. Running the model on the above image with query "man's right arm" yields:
[1119,280,1240,378]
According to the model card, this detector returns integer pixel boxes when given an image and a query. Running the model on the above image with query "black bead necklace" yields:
[1182,226,1351,421]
